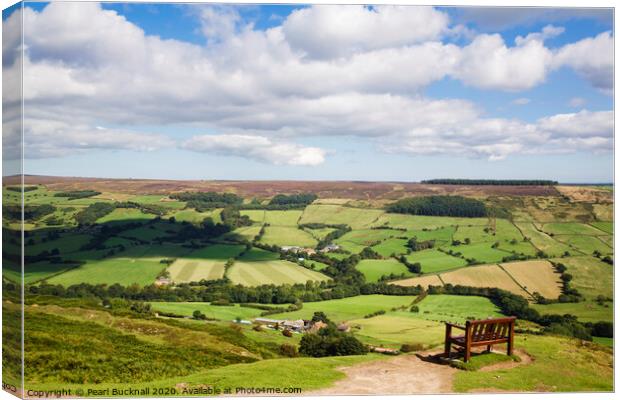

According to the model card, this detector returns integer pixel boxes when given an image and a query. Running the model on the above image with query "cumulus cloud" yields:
[282,5,449,59]
[513,97,531,105]
[455,33,554,91]
[18,119,174,159]
[182,135,326,166]
[568,97,586,108]
[2,3,613,164]
[553,31,614,92]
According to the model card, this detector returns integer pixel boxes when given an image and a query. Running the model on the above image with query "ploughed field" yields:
[2,180,614,394]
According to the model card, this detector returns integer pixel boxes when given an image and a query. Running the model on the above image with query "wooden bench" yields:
[444,317,516,362]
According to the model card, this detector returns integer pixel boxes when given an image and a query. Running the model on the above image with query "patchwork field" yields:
[393,260,564,301]
[414,294,502,323]
[541,222,607,236]
[269,295,416,322]
[96,208,155,224]
[227,260,330,286]
[550,256,613,299]
[356,259,411,282]
[499,260,562,299]
[148,302,266,321]
[514,222,573,256]
[441,242,510,263]
[372,214,488,230]
[168,259,225,282]
[46,257,164,286]
[260,226,317,247]
[237,247,280,261]
[300,205,385,229]
[590,221,614,235]
[371,238,409,257]
[439,264,530,297]
[351,315,445,347]
[405,249,467,274]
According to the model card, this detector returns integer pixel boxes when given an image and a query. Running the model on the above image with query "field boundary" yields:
[496,263,534,299]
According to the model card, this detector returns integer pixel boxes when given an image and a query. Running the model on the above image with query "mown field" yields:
[227,260,330,286]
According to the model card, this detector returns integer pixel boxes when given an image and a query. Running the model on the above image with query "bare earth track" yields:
[308,349,532,395]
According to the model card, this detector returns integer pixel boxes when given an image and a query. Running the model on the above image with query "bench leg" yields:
[464,346,471,363]
[507,340,513,356]
[444,324,452,357]
[486,345,492,353]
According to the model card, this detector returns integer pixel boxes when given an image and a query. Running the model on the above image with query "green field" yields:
[237,247,280,261]
[227,260,329,286]
[454,335,613,392]
[304,227,336,240]
[406,249,467,274]
[550,256,613,299]
[356,259,410,282]
[453,225,495,242]
[496,239,538,256]
[442,242,510,263]
[542,222,607,236]
[300,205,385,229]
[46,257,163,286]
[25,233,93,257]
[225,224,262,241]
[172,209,222,224]
[589,221,613,234]
[148,302,265,321]
[269,295,416,322]
[96,208,155,224]
[260,226,318,248]
[414,294,503,323]
[372,214,488,230]
[554,235,612,255]
[371,238,409,257]
[187,244,245,259]
[168,259,225,282]
[531,301,613,322]
[24,261,81,284]
[350,315,445,347]
[514,222,573,256]
[264,210,303,226]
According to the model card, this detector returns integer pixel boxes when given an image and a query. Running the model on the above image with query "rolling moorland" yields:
[1,177,614,395]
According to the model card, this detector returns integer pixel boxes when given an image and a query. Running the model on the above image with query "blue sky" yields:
[3,2,614,182]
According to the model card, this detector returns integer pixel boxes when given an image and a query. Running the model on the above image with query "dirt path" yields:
[307,348,533,395]
[308,351,456,395]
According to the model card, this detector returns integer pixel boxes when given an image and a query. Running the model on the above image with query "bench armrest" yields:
[445,322,466,330]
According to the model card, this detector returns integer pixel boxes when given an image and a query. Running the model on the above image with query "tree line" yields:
[53,190,101,200]
[386,196,487,217]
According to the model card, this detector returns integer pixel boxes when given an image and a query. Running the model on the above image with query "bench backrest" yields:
[465,317,516,342]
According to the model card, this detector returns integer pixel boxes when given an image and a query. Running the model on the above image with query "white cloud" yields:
[553,31,613,92]
[513,98,531,105]
[515,24,565,45]
[2,3,613,164]
[537,110,613,139]
[182,134,326,166]
[199,5,243,43]
[455,33,553,91]
[568,97,586,108]
[282,5,449,59]
[17,118,174,159]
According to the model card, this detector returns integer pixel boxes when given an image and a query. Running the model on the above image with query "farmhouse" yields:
[253,318,327,333]
[154,277,172,286]
[319,244,340,252]
[281,246,302,252]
